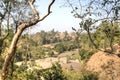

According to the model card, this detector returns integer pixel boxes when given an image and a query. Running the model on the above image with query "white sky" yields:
[31,0,80,33]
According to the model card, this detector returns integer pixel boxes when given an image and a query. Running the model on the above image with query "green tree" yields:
[94,21,120,52]
[66,0,120,52]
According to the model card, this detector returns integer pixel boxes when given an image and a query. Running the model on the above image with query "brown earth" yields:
[86,51,120,80]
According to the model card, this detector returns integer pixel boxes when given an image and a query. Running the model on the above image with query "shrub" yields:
[40,62,67,80]
[54,43,65,53]
[11,63,66,80]
[79,49,96,61]
[80,72,98,80]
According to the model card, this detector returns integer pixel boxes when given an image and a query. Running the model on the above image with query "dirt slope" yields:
[86,51,120,80]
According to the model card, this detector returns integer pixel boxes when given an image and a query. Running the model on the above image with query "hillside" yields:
[86,50,120,80]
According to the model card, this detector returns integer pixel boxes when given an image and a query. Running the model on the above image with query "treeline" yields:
[21,29,77,45]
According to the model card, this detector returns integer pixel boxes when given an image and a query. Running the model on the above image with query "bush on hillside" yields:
[12,63,66,80]
[54,43,65,53]
[40,63,67,80]
[79,49,96,61]
[80,72,98,80]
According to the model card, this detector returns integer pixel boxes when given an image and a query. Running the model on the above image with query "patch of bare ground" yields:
[86,50,120,80]
[15,49,81,73]
[58,49,79,57]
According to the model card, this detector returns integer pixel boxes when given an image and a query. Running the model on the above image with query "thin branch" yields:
[2,2,11,40]
[92,16,120,24]
[78,0,82,15]
[39,0,55,21]
[3,11,10,40]
[67,0,79,15]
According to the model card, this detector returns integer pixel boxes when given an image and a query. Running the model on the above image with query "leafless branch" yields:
[78,0,82,15]
[1,2,11,40]
[66,0,79,15]
[3,9,10,40]
[39,0,55,21]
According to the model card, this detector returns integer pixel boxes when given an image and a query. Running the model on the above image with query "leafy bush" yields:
[12,63,66,80]
[79,49,96,61]
[54,42,78,54]
[66,44,78,51]
[54,43,65,53]
[80,72,98,80]
[40,63,67,80]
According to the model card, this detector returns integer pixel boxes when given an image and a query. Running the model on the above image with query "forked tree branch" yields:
[28,0,55,21]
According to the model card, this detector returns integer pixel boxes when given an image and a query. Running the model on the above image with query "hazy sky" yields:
[31,0,80,33]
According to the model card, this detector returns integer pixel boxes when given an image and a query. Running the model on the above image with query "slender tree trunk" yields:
[0,21,2,37]
[0,22,2,54]
[87,29,98,49]
[1,25,23,80]
[0,26,1,37]
[103,38,107,51]
[0,38,3,54]
[109,36,114,53]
